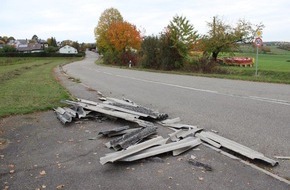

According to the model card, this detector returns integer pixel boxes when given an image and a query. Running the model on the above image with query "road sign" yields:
[255,37,263,47]
[256,30,262,37]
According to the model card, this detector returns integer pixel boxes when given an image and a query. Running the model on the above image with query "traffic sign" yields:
[254,37,263,47]
[256,30,262,37]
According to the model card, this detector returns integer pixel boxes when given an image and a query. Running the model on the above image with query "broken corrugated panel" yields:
[195,133,221,148]
[78,98,99,106]
[120,137,201,162]
[105,128,140,138]
[175,128,203,139]
[108,101,168,120]
[98,126,130,137]
[100,104,151,118]
[54,107,73,124]
[63,107,77,118]
[200,131,278,166]
[100,136,167,165]
[172,145,199,156]
[106,128,142,149]
[160,117,181,125]
[161,123,197,130]
[105,97,138,107]
[63,100,140,120]
[168,130,182,142]
[79,98,151,118]
[75,106,87,118]
[168,128,203,142]
[62,100,157,127]
[108,126,157,150]
[57,98,168,126]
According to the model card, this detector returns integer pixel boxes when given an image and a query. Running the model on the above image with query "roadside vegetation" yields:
[0,57,80,117]
[94,8,290,84]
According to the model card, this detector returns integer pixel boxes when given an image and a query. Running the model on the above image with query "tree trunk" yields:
[212,51,218,62]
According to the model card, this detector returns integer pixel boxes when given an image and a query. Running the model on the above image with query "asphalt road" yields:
[62,51,290,188]
[2,51,289,190]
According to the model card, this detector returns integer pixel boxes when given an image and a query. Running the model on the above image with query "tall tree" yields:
[140,35,161,69]
[159,29,182,70]
[0,36,9,44]
[47,37,57,47]
[94,8,123,54]
[167,15,199,59]
[202,16,264,61]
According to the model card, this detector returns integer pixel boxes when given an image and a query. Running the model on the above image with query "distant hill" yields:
[263,41,290,46]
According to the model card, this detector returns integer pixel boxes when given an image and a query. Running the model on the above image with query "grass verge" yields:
[0,57,81,117]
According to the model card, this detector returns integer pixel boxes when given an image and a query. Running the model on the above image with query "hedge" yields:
[0,52,85,57]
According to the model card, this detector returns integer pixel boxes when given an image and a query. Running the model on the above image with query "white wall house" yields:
[59,45,78,54]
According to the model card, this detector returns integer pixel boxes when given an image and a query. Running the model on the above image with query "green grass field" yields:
[218,46,290,83]
[0,57,80,117]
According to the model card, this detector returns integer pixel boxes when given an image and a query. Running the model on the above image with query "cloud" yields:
[1,0,289,42]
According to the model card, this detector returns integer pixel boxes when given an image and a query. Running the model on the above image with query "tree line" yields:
[94,8,264,73]
[0,35,95,54]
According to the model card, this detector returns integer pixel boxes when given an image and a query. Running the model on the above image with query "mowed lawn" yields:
[0,57,80,117]
[253,54,290,72]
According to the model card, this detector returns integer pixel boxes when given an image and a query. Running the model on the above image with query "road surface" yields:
[62,50,290,189]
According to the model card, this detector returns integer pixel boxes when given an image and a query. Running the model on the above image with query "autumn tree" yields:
[202,16,264,61]
[94,8,123,54]
[106,21,142,65]
[107,21,141,51]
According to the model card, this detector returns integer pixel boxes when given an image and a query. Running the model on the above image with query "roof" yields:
[17,43,43,52]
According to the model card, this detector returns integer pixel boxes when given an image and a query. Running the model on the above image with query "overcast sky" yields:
[1,0,289,43]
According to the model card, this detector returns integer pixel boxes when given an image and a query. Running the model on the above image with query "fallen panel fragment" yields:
[195,133,221,148]
[160,117,181,125]
[108,126,157,150]
[120,137,201,162]
[274,156,290,160]
[62,100,152,126]
[54,107,73,124]
[98,126,130,137]
[100,136,167,165]
[172,145,198,156]
[199,131,278,166]
[169,128,203,142]
[175,128,203,139]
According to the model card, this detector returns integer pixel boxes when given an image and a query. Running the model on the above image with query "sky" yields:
[1,0,289,43]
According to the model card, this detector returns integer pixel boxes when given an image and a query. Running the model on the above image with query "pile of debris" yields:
[54,97,168,126]
[54,97,278,167]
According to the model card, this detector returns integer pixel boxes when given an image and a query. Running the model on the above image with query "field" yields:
[216,46,290,83]
[0,57,80,117]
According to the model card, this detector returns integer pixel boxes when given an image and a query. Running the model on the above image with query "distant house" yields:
[59,45,78,54]
[17,43,44,53]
